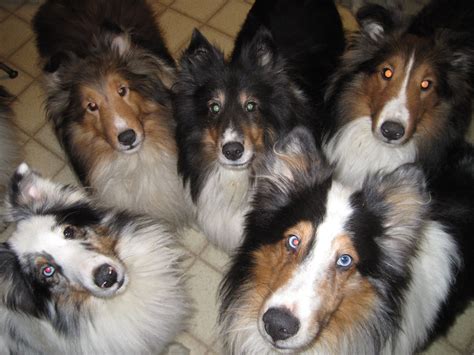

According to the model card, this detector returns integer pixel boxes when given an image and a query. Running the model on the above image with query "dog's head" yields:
[221,127,431,353]
[174,28,309,199]
[44,28,175,156]
[1,163,128,320]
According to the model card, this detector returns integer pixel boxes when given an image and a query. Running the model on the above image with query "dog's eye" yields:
[87,102,99,112]
[41,264,56,278]
[209,102,221,114]
[118,86,128,97]
[245,101,257,112]
[336,254,353,269]
[420,80,431,91]
[286,234,301,251]
[381,67,393,80]
[63,226,75,239]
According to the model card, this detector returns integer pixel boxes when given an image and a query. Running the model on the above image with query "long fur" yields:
[219,127,473,354]
[324,1,474,188]
[174,0,344,252]
[33,0,192,228]
[0,163,190,353]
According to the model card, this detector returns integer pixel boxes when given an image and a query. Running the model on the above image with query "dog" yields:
[173,0,344,253]
[219,126,473,354]
[0,87,20,230]
[0,163,190,353]
[323,2,474,188]
[33,0,191,228]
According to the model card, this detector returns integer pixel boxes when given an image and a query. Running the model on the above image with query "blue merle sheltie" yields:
[0,163,190,353]
[173,0,344,253]
[33,0,192,228]
[323,1,474,188]
[219,127,473,354]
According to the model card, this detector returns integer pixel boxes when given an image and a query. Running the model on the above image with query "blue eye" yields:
[336,254,353,268]
[209,102,221,114]
[287,234,300,251]
[42,265,56,277]
[245,101,257,112]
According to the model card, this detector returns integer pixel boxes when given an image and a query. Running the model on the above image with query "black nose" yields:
[222,142,244,161]
[263,307,300,342]
[117,129,136,146]
[380,121,405,141]
[93,264,118,288]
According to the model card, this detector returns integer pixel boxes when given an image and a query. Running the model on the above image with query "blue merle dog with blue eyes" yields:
[219,127,474,354]
[173,0,344,253]
[0,163,189,354]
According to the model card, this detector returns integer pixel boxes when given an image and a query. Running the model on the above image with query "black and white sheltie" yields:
[33,0,191,228]
[173,0,344,252]
[219,127,473,354]
[0,163,189,353]
[324,1,474,188]
[0,87,20,229]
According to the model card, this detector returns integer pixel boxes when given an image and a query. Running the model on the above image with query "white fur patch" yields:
[324,117,417,188]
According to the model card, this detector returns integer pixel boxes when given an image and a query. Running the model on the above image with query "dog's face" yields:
[3,164,128,306]
[327,4,473,147]
[221,128,429,353]
[175,29,307,180]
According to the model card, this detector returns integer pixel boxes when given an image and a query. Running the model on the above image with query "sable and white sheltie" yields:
[33,0,191,228]
[219,127,474,354]
[0,163,189,353]
[0,87,20,229]
[323,1,474,188]
[173,0,344,253]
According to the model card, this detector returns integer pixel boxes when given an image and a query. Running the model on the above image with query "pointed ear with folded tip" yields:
[240,26,278,68]
[180,29,224,69]
[111,32,132,56]
[356,4,397,42]
[8,163,47,210]
[258,126,332,194]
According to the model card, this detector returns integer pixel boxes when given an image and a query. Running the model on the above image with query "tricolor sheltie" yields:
[219,127,473,354]
[0,87,20,229]
[33,0,191,228]
[0,163,189,353]
[324,1,474,188]
[173,0,344,252]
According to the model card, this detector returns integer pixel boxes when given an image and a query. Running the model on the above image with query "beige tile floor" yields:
[0,0,473,354]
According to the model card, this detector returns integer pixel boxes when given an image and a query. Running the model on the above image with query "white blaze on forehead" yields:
[264,183,354,324]
[114,115,129,131]
[378,54,415,127]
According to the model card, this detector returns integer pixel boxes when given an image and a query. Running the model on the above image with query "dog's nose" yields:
[222,142,244,161]
[380,121,405,141]
[93,264,118,288]
[117,129,136,146]
[263,307,300,342]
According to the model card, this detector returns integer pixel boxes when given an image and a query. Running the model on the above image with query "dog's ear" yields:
[357,4,397,41]
[0,243,39,316]
[180,29,224,70]
[43,51,75,74]
[360,164,429,238]
[239,26,278,68]
[436,30,474,77]
[101,20,132,56]
[255,127,331,209]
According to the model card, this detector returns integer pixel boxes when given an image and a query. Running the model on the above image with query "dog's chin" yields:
[90,274,129,299]
[218,155,254,170]
[116,141,143,154]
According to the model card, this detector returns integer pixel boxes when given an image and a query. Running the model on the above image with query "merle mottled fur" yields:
[219,127,473,353]
[325,2,474,177]
[33,0,174,68]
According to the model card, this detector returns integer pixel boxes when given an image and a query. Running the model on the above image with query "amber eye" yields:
[420,80,431,91]
[63,226,75,239]
[245,101,257,112]
[118,86,128,97]
[382,67,393,80]
[87,102,99,112]
[209,102,221,114]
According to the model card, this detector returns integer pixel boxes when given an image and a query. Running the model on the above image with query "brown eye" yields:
[118,86,128,97]
[420,80,431,91]
[382,67,393,80]
[63,226,75,239]
[87,102,98,112]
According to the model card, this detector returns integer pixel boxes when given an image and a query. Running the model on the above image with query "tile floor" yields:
[0,0,473,354]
